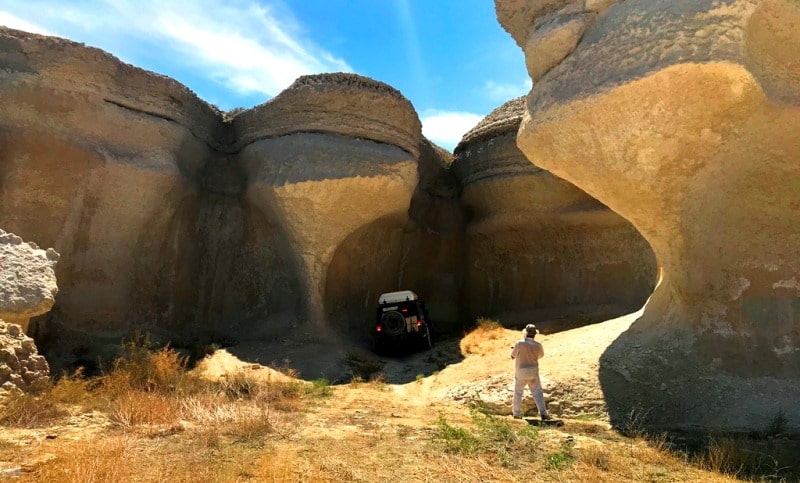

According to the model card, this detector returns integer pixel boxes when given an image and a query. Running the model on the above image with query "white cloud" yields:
[484,78,532,102]
[0,1,351,99]
[421,110,484,152]
[0,11,51,35]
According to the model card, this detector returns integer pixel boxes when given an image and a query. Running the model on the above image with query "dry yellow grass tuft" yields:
[461,317,507,355]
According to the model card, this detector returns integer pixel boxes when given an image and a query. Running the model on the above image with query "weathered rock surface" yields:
[0,230,59,331]
[0,230,56,392]
[0,28,421,371]
[0,320,50,393]
[453,98,655,327]
[495,0,800,431]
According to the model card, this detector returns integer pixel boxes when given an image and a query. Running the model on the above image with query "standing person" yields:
[511,324,550,419]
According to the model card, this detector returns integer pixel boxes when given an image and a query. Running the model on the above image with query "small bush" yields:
[434,415,482,454]
[0,391,70,427]
[307,378,333,398]
[475,317,502,331]
[219,372,264,400]
[545,440,575,470]
[108,391,179,427]
[106,333,196,395]
[433,411,540,466]
[50,368,93,405]
[764,408,788,437]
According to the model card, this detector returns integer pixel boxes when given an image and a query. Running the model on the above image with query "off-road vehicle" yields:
[374,290,433,353]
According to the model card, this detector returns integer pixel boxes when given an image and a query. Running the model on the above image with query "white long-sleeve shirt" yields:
[511,337,544,371]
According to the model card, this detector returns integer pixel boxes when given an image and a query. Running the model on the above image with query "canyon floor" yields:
[0,310,779,481]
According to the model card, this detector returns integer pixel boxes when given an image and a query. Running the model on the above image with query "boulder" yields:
[0,320,50,393]
[495,0,800,431]
[0,229,59,332]
[452,98,655,328]
[0,229,56,392]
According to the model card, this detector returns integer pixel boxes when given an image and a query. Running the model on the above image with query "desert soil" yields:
[4,308,728,482]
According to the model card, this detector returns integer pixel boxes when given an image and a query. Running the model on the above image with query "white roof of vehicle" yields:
[378,290,418,304]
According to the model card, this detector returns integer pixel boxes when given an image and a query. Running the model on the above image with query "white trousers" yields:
[513,366,547,417]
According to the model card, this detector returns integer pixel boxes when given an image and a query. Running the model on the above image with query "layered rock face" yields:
[495,0,800,431]
[453,98,655,327]
[0,230,57,392]
[0,28,421,369]
[239,74,421,338]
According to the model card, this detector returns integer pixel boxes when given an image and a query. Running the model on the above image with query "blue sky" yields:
[0,0,530,151]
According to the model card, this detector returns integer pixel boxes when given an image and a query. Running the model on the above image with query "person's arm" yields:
[511,341,519,359]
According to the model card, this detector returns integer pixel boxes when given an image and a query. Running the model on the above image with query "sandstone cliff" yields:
[453,98,655,327]
[495,0,800,432]
[0,28,420,372]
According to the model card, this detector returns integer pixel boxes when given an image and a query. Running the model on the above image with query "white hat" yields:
[523,324,538,337]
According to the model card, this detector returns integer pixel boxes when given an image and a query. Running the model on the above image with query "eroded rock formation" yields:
[0,230,57,392]
[453,98,655,327]
[495,0,800,431]
[0,28,420,371]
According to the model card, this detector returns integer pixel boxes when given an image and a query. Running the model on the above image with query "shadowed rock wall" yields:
[495,0,800,431]
[323,138,467,340]
[453,98,655,328]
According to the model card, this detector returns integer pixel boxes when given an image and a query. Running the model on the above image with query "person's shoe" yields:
[512,414,523,419]
[540,413,552,421]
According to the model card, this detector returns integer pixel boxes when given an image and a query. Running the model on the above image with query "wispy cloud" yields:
[0,1,351,101]
[421,110,484,152]
[484,78,532,102]
[0,11,51,35]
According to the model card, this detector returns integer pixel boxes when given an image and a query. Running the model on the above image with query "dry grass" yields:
[461,317,507,354]
[0,391,69,427]
[1,335,793,482]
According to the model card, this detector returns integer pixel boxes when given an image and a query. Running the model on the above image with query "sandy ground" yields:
[199,307,644,430]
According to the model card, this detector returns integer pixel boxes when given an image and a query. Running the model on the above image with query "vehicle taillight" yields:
[376,325,382,332]
[416,320,422,327]
[401,308,408,314]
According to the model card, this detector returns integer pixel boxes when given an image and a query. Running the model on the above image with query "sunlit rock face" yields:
[239,73,421,340]
[0,29,420,370]
[495,0,800,431]
[453,98,655,328]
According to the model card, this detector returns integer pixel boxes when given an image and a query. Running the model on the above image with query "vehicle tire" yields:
[380,311,406,336]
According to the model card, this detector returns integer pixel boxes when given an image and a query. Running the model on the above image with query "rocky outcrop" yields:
[0,230,57,392]
[240,74,421,336]
[0,320,50,393]
[0,230,59,331]
[495,0,800,431]
[453,98,655,327]
[0,28,421,370]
